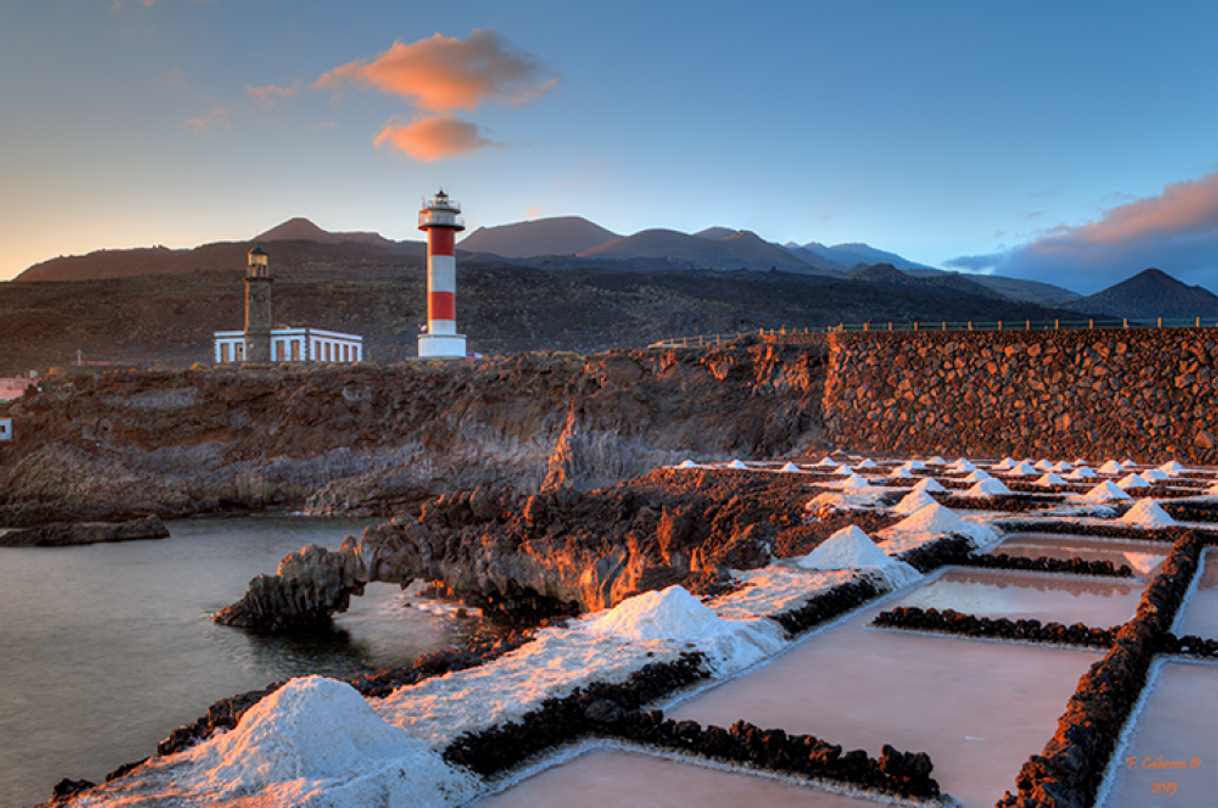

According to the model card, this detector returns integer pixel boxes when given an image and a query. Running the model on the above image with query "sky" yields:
[1,0,1215,295]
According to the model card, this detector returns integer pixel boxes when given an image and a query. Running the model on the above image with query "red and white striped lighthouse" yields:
[417,189,467,358]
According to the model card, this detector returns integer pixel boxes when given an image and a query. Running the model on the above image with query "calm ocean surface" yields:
[0,516,466,808]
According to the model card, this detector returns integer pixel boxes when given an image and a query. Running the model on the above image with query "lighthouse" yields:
[244,242,273,362]
[417,190,467,358]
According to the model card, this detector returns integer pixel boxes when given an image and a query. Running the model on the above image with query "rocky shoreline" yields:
[0,514,169,547]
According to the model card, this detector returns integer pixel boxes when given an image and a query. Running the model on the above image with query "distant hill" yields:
[850,263,1006,300]
[791,242,933,272]
[693,227,738,241]
[903,270,1082,307]
[579,229,840,274]
[457,216,620,258]
[1062,268,1218,322]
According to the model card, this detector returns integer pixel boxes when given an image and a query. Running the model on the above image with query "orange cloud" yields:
[1057,173,1218,247]
[248,82,298,105]
[184,106,228,132]
[315,30,557,113]
[373,115,502,162]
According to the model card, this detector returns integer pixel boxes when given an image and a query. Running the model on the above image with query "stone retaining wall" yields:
[822,327,1218,464]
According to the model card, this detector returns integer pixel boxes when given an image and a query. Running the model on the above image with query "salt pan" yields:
[1120,499,1178,527]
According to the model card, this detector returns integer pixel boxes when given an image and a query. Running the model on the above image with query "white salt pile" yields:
[1080,481,1132,502]
[1141,468,1169,482]
[815,456,840,467]
[584,586,784,674]
[992,457,1016,471]
[880,502,1000,553]
[1008,461,1038,476]
[833,464,855,476]
[912,477,946,493]
[780,462,802,473]
[889,466,913,478]
[183,676,478,808]
[838,474,871,491]
[1098,460,1124,475]
[1033,459,1055,472]
[1123,552,1165,577]
[905,459,927,471]
[966,478,1011,497]
[950,458,977,472]
[806,488,887,512]
[892,489,938,515]
[1117,473,1151,490]
[1036,473,1067,487]
[676,459,699,469]
[856,458,878,469]
[1052,460,1075,472]
[727,459,749,470]
[1120,499,1178,527]
[1206,481,1218,496]
[1158,460,1187,476]
[795,526,922,590]
[1066,467,1097,480]
[963,469,993,483]
[927,455,947,465]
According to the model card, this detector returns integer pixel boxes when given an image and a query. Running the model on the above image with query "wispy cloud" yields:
[184,106,229,133]
[374,115,502,162]
[946,172,1218,294]
[248,82,299,105]
[315,30,557,113]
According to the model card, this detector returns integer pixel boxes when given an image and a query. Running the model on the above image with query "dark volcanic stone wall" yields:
[821,327,1218,464]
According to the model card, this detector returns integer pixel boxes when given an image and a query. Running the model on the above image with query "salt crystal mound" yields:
[833,464,855,476]
[1052,460,1075,472]
[950,458,977,472]
[1121,499,1178,527]
[855,458,878,469]
[889,466,913,478]
[927,455,947,465]
[1141,468,1169,482]
[183,676,478,807]
[806,488,887,512]
[1079,481,1132,502]
[780,462,802,473]
[1158,460,1187,476]
[1036,473,1067,487]
[1123,552,1165,577]
[892,489,938,515]
[1034,459,1055,472]
[1121,458,1138,468]
[992,457,1017,471]
[963,469,993,483]
[1066,467,1097,480]
[912,477,946,493]
[966,477,1011,497]
[584,586,784,675]
[1098,460,1124,475]
[815,456,840,467]
[837,473,871,491]
[883,502,1000,551]
[1008,462,1038,476]
[794,526,921,591]
[676,459,699,469]
[905,459,927,471]
[1117,473,1151,490]
[727,459,749,470]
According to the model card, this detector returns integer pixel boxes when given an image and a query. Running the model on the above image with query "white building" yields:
[214,327,363,364]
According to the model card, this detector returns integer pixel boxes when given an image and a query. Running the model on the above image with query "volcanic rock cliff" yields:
[0,341,828,527]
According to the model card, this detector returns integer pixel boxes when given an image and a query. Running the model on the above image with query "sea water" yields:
[0,516,465,808]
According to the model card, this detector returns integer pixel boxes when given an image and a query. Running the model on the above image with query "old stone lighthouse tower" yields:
[244,243,273,362]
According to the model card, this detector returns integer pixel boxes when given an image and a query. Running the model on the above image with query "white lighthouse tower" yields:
[417,190,467,358]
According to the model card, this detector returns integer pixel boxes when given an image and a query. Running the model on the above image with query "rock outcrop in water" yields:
[0,342,827,528]
[215,467,825,629]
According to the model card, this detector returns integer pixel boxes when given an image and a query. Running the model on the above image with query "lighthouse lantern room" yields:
[417,190,467,358]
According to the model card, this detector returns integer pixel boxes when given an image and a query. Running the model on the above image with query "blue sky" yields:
[1,0,1215,294]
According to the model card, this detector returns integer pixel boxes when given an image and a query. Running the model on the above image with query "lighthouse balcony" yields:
[418,211,464,228]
